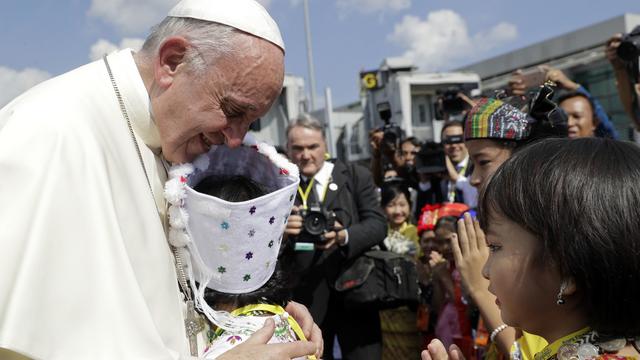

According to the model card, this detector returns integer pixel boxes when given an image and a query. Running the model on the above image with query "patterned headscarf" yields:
[464,98,532,141]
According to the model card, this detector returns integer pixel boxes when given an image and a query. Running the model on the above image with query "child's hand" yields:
[428,251,445,268]
[453,213,490,297]
[421,339,466,360]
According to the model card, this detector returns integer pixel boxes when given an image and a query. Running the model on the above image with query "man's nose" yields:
[221,122,249,148]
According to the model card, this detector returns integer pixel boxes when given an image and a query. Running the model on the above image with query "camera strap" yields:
[297,177,329,209]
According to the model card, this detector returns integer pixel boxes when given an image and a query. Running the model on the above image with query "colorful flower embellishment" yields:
[243,274,251,282]
[245,252,253,260]
[269,216,275,224]
[220,221,229,230]
[179,176,187,183]
[226,335,243,345]
[279,168,289,175]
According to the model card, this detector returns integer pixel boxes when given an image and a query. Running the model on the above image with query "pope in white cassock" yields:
[0,0,321,359]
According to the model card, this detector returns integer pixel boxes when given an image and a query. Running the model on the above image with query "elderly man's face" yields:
[152,35,284,163]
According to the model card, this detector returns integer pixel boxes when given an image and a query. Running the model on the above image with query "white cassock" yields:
[0,49,193,359]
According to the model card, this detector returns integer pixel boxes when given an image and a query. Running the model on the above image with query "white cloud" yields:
[89,38,145,61]
[337,0,410,15]
[88,0,175,34]
[88,0,276,34]
[388,9,518,71]
[0,66,51,108]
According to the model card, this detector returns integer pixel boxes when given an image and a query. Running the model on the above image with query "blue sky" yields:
[1,0,639,108]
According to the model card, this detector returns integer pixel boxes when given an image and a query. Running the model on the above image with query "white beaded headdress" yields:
[164,135,298,332]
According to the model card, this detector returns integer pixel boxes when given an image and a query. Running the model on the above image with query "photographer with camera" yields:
[284,114,387,360]
[606,27,640,141]
[369,102,409,188]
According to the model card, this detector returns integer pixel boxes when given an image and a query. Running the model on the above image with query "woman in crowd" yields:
[379,180,421,359]
[423,137,640,360]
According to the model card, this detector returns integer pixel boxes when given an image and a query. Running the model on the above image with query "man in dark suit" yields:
[284,114,387,360]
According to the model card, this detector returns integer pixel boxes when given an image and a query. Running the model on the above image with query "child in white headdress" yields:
[164,138,315,359]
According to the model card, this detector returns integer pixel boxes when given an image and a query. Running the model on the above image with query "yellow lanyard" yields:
[534,327,591,360]
[297,178,330,210]
[215,303,317,360]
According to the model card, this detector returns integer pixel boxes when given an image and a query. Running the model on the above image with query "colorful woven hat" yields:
[464,98,532,141]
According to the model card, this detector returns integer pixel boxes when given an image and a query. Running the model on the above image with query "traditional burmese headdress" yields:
[464,98,532,141]
[164,135,299,332]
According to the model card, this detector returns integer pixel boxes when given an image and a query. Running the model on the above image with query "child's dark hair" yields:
[380,181,411,208]
[194,175,293,308]
[478,137,640,337]
[194,175,267,202]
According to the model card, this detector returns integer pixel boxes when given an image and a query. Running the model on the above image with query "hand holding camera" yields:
[285,205,343,249]
[606,33,626,70]
[315,220,346,250]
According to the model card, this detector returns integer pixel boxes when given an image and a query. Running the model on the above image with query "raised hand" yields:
[452,213,489,296]
[421,339,466,360]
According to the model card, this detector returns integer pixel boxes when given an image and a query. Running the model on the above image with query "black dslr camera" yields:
[297,205,337,244]
[617,25,640,83]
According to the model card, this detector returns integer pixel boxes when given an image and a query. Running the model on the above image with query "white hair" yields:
[286,113,326,139]
[140,17,246,74]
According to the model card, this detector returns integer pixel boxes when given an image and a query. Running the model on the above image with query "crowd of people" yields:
[1,1,640,360]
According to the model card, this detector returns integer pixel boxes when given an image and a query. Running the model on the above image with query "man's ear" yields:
[154,36,190,89]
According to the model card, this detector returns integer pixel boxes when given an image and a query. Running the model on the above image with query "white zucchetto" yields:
[168,0,285,51]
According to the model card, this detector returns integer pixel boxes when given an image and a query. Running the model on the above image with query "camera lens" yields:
[303,212,327,235]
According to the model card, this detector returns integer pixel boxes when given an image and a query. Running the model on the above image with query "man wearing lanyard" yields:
[442,120,478,208]
[284,114,387,360]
